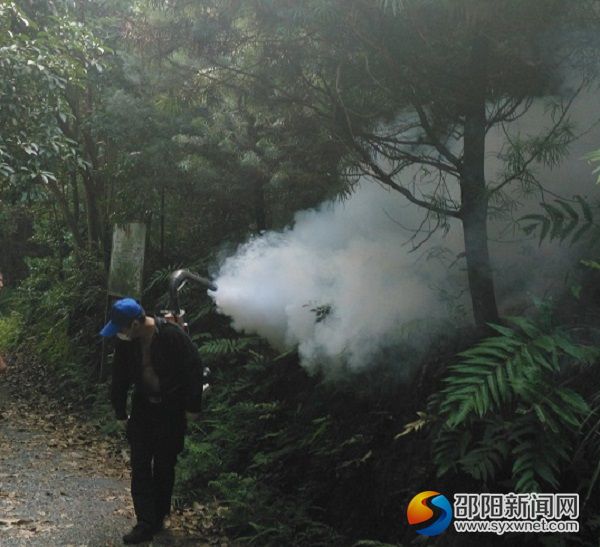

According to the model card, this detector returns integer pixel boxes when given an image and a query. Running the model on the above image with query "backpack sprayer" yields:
[161,269,218,388]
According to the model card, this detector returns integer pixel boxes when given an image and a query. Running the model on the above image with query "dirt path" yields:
[0,378,227,546]
[0,383,132,545]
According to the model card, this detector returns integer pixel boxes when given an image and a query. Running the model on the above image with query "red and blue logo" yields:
[407,491,453,536]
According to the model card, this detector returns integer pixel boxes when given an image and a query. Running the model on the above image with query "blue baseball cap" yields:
[100,297,144,337]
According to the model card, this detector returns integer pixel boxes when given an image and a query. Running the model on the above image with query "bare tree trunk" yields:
[80,109,105,256]
[81,170,102,251]
[62,83,103,254]
[460,36,499,327]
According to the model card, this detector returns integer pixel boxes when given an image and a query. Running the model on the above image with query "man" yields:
[100,297,203,544]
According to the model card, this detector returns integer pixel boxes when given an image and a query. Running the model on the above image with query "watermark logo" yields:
[406,492,579,536]
[406,491,453,536]
[452,493,579,535]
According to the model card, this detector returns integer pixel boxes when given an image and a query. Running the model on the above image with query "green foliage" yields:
[9,250,105,388]
[582,259,600,270]
[176,332,424,545]
[199,337,259,358]
[207,472,342,546]
[439,316,595,427]
[0,1,106,184]
[587,147,600,183]
[520,196,595,245]
[433,313,598,492]
[0,311,22,353]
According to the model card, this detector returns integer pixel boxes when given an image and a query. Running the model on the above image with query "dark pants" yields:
[127,392,186,527]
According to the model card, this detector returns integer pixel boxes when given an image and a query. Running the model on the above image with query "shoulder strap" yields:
[154,316,167,332]
[154,316,184,339]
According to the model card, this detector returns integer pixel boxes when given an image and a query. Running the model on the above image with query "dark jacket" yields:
[110,317,203,420]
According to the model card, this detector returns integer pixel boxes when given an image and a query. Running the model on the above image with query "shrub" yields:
[0,310,23,353]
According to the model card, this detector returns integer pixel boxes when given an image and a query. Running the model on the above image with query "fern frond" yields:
[509,411,571,492]
[199,337,256,356]
[434,314,592,492]
[519,196,595,245]
[455,419,510,485]
[439,317,590,429]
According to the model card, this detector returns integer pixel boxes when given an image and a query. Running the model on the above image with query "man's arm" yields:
[110,340,132,420]
[179,331,203,414]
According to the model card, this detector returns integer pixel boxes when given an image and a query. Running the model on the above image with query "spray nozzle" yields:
[168,269,218,315]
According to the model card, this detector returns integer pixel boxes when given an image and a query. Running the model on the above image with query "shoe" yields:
[123,523,154,544]
[152,511,171,533]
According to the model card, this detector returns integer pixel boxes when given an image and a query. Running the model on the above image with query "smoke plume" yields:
[210,89,600,372]
[211,183,467,371]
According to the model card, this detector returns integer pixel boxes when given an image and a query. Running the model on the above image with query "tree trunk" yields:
[460,36,499,327]
[461,198,498,326]
[160,181,165,260]
[46,176,84,250]
[81,170,102,251]
[71,170,80,233]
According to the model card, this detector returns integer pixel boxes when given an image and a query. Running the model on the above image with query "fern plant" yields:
[199,337,259,357]
[519,196,595,245]
[432,315,598,492]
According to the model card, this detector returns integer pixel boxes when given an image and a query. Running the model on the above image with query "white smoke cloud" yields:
[211,183,467,371]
